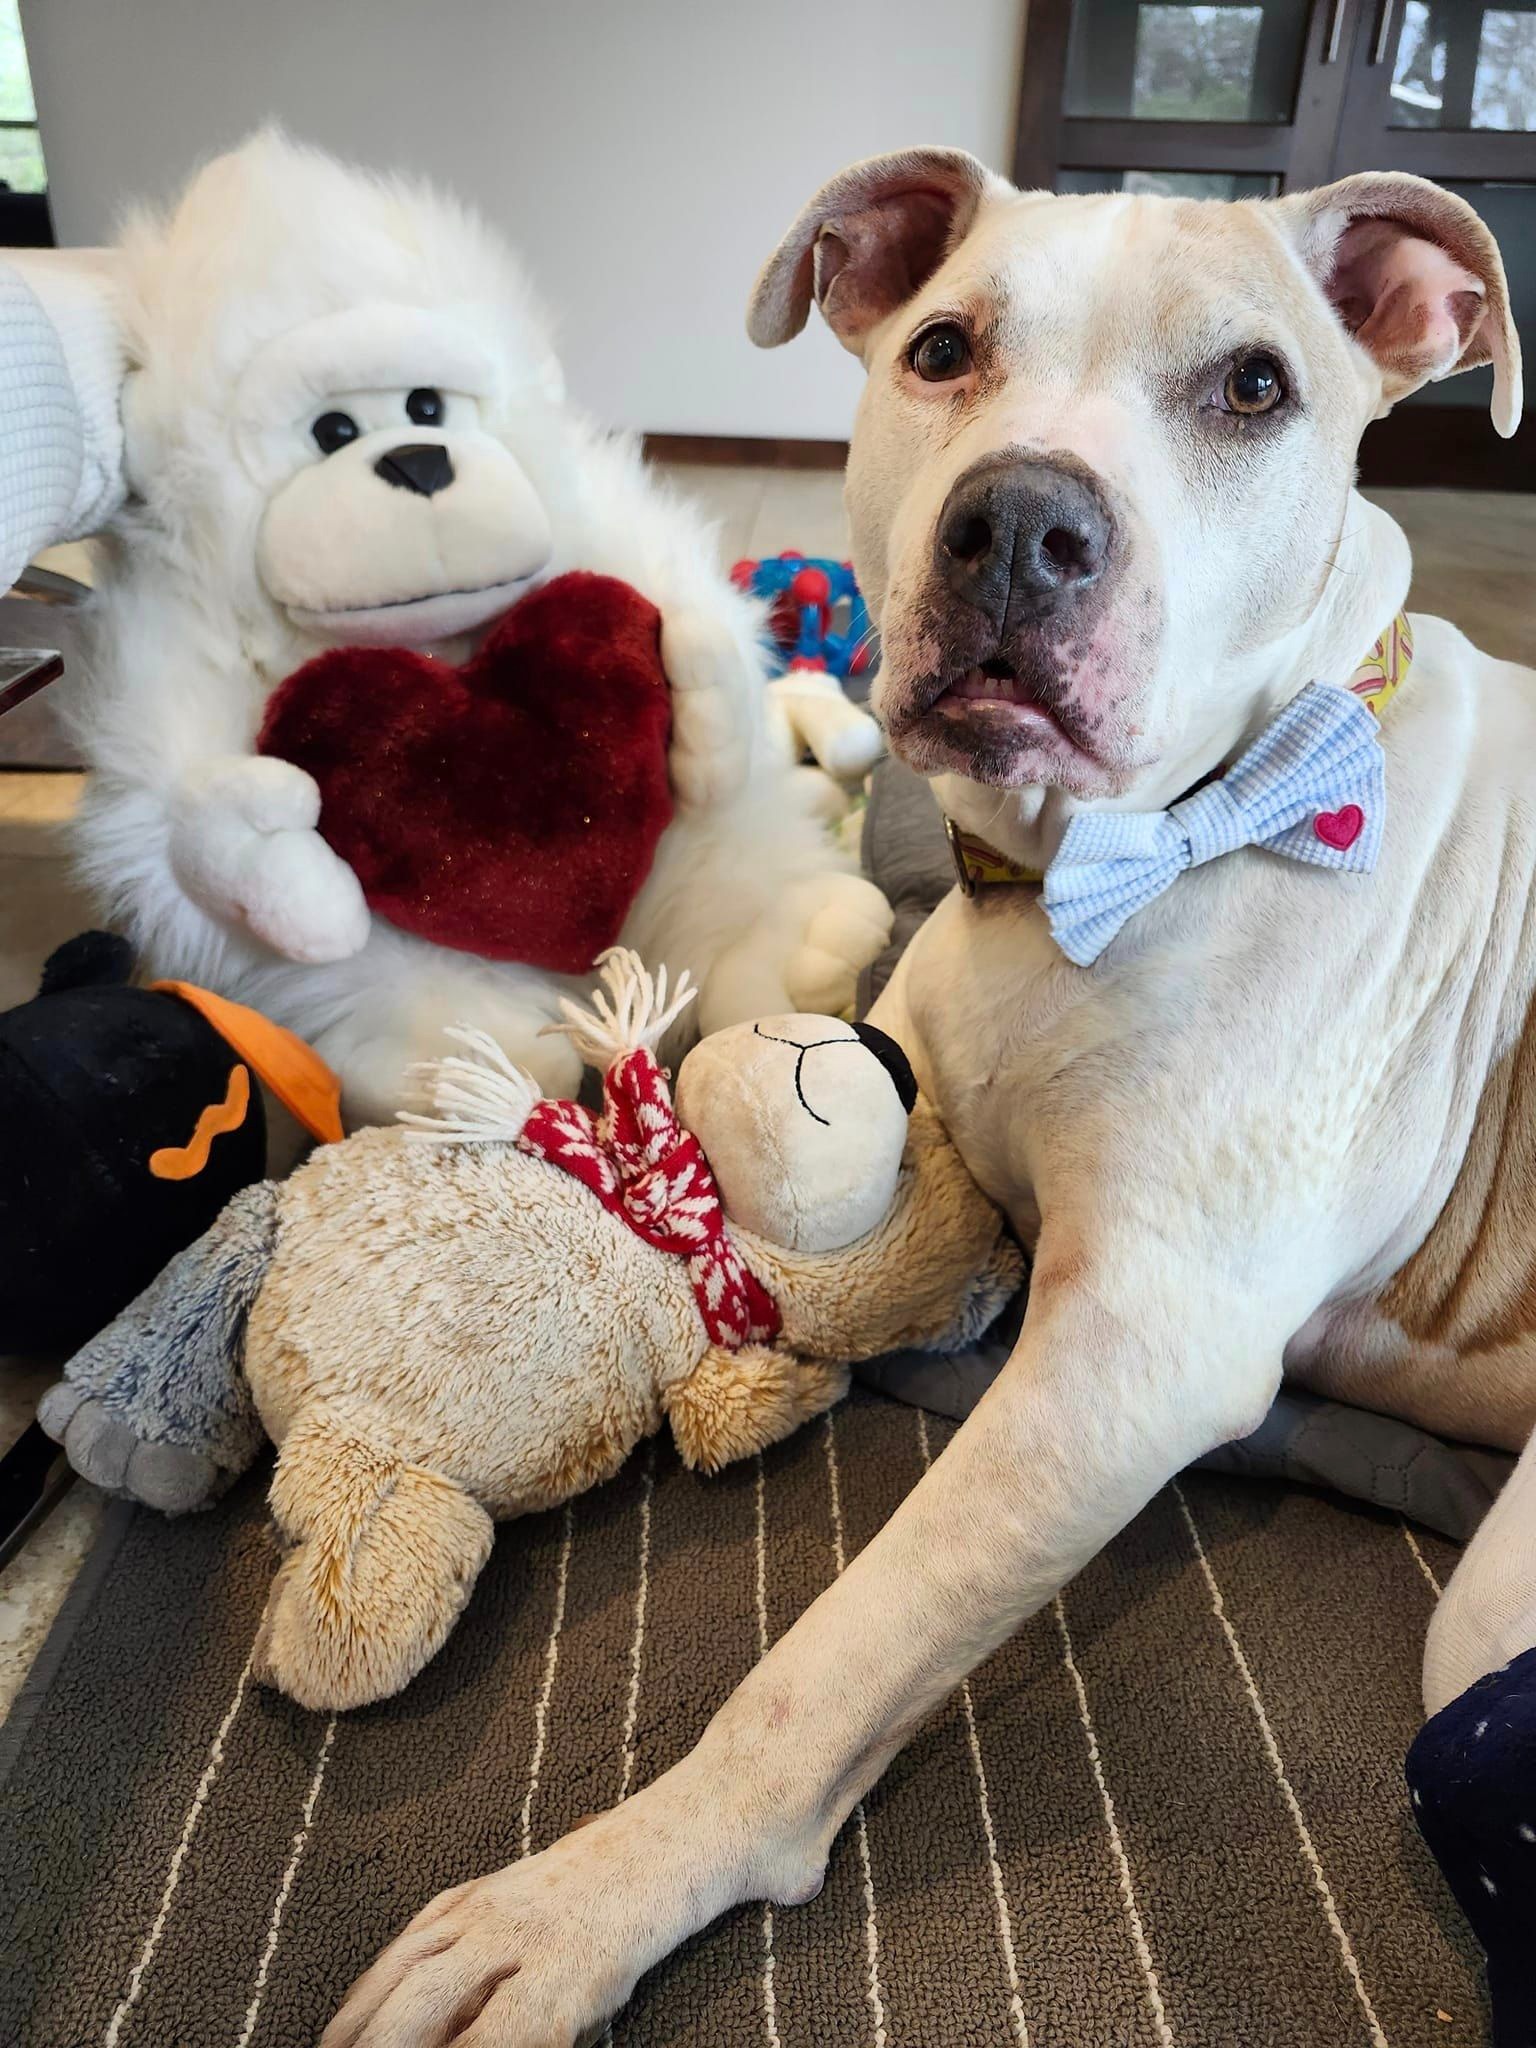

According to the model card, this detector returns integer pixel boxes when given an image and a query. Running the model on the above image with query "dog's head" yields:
[118,131,563,652]
[751,152,1521,811]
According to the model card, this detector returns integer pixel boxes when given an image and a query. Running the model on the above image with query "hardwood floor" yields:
[1364,488,1536,672]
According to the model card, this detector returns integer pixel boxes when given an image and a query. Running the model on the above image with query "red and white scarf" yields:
[400,952,780,1350]
[517,1044,780,1348]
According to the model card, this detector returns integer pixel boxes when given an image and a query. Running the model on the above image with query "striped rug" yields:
[0,1392,1489,2047]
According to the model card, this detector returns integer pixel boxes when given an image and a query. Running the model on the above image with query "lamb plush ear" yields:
[748,148,1001,355]
[1278,172,1523,437]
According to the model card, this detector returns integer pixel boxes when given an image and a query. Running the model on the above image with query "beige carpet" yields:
[0,1392,1487,2047]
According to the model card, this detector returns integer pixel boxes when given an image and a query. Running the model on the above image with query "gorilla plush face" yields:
[232,304,554,646]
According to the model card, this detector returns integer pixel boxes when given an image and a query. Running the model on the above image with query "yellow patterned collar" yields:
[945,613,1414,898]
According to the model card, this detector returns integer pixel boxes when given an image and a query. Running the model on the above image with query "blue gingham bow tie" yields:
[1042,681,1386,966]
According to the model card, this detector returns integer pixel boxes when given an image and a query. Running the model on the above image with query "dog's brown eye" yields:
[909,323,972,383]
[1223,355,1285,415]
[312,411,360,455]
[406,387,445,426]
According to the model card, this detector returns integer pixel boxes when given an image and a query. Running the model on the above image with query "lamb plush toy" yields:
[40,953,1021,1712]
[26,132,889,1124]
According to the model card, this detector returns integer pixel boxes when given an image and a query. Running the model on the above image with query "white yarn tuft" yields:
[398,1024,544,1145]
[545,948,697,1070]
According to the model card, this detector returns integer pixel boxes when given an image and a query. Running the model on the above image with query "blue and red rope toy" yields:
[730,551,876,683]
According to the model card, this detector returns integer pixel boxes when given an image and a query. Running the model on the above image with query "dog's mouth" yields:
[285,577,540,649]
[932,657,1095,747]
[878,629,1141,797]
[884,643,1111,782]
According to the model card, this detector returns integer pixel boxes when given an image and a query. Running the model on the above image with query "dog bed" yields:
[0,1394,1487,2046]
[855,755,1515,1544]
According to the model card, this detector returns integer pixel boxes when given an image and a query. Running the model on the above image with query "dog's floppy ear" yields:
[1277,172,1522,437]
[748,148,1000,355]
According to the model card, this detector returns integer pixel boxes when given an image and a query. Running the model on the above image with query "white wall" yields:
[22,0,1026,440]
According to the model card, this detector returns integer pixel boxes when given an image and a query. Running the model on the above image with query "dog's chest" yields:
[886,889,1152,1239]
[886,805,1532,1282]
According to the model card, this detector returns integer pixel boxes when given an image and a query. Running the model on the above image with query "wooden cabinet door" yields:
[1015,0,1365,198]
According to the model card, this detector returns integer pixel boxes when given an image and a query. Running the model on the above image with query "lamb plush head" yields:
[117,129,566,656]
[675,1013,916,1253]
[673,1005,1021,1364]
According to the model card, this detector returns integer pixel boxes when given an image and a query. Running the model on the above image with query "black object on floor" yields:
[1409,1646,1536,2048]
[0,932,269,1356]
[0,1421,72,1572]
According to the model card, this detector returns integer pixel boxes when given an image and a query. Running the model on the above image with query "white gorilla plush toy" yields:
[53,133,890,1122]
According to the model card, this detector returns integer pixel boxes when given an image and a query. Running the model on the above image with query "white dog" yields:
[67,133,889,1124]
[327,154,1536,2045]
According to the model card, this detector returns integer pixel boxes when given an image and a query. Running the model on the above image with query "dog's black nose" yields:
[936,456,1111,628]
[374,442,455,496]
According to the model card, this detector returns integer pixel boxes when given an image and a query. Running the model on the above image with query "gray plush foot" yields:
[36,1378,86,1445]
[39,1384,221,1512]
[37,1181,276,1515]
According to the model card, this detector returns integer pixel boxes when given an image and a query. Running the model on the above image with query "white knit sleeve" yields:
[0,249,126,590]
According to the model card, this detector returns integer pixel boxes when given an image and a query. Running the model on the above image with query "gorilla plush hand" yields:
[659,607,756,811]
[169,756,371,965]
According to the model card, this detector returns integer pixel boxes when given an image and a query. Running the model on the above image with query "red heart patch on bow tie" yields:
[1313,803,1364,851]
[257,571,673,971]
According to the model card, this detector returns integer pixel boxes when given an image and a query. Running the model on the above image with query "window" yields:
[1390,1,1536,134]
[1132,5,1265,121]
[0,0,46,194]
[1472,10,1536,132]
[1059,167,1279,198]
[1062,0,1311,127]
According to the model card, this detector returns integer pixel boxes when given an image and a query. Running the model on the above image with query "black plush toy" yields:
[0,931,341,1355]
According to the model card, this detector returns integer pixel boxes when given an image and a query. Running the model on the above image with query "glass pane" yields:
[1390,3,1536,132]
[1404,181,1535,406]
[0,124,45,193]
[1058,167,1280,197]
[0,0,37,124]
[1064,1,1311,125]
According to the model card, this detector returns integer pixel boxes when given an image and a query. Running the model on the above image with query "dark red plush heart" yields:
[257,572,672,972]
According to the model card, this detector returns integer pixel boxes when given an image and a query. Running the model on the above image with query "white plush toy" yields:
[766,669,886,827]
[35,132,890,1123]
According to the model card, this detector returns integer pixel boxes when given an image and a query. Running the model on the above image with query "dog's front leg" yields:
[324,1242,1286,2048]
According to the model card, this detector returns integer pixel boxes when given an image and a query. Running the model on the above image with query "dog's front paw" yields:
[661,608,753,810]
[322,1810,693,2048]
[171,758,371,964]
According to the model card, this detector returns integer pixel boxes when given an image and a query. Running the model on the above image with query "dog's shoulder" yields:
[1394,611,1536,762]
